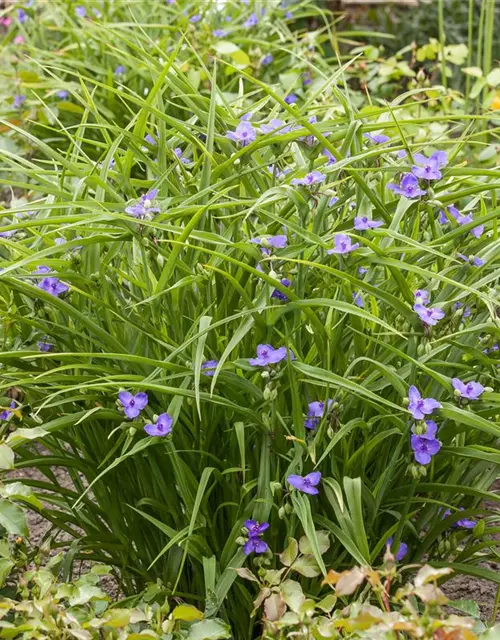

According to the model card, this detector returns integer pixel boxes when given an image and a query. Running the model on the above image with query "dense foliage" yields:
[0,0,499,637]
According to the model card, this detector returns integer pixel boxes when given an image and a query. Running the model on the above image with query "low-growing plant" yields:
[0,0,499,637]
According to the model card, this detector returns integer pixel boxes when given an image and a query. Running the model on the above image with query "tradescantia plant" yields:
[0,0,500,636]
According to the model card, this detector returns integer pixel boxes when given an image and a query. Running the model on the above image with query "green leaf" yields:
[486,68,500,88]
[299,530,330,556]
[0,445,14,471]
[290,555,322,578]
[187,619,231,640]
[0,500,27,536]
[279,538,299,567]
[172,605,204,621]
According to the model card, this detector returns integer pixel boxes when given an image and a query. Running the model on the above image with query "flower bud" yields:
[128,427,137,436]
[235,536,246,546]
[424,342,433,354]
[261,371,270,380]
[416,68,426,83]
[284,503,293,514]
[408,463,420,479]
[278,506,286,519]
[484,386,493,393]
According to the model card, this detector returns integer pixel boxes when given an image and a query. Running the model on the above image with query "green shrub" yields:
[0,0,499,636]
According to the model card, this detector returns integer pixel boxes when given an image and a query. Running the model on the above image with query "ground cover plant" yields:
[0,0,500,637]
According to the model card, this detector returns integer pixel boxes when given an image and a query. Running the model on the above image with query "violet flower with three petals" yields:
[287,471,321,495]
[354,216,383,230]
[304,401,332,430]
[249,344,294,367]
[408,386,441,420]
[410,420,441,465]
[327,234,359,255]
[452,378,484,400]
[125,189,160,219]
[118,391,148,419]
[226,120,256,146]
[291,171,325,187]
[413,304,445,326]
[38,277,69,297]
[388,174,427,199]
[144,413,173,437]
[363,132,390,144]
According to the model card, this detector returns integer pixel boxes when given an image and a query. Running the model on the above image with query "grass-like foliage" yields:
[0,0,499,636]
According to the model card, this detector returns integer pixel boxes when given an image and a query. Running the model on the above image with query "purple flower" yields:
[17,9,27,23]
[388,173,427,199]
[439,204,461,224]
[327,234,360,255]
[0,401,16,421]
[114,65,126,75]
[267,165,290,180]
[38,277,69,297]
[144,133,157,147]
[354,216,383,231]
[471,224,484,238]
[201,360,218,376]
[226,120,257,147]
[213,28,227,37]
[353,292,363,308]
[414,289,430,304]
[118,391,148,419]
[189,14,202,23]
[56,90,69,99]
[410,421,441,465]
[412,151,447,181]
[13,95,26,109]
[75,6,86,17]
[260,119,291,134]
[125,189,160,219]
[243,537,268,555]
[329,196,339,207]
[322,148,336,165]
[386,537,408,562]
[452,378,484,400]
[174,147,191,164]
[304,400,332,430]
[458,253,485,267]
[144,413,173,437]
[0,229,16,239]
[363,133,390,144]
[243,12,258,28]
[244,520,269,537]
[287,471,321,495]
[396,150,408,160]
[284,94,298,105]
[408,386,441,420]
[271,278,291,301]
[413,304,445,326]
[455,508,476,529]
[34,265,51,275]
[250,235,287,254]
[291,171,325,187]
[37,341,53,352]
[358,266,368,276]
[261,54,273,66]
[249,344,294,367]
